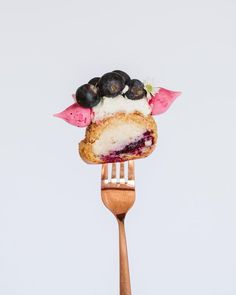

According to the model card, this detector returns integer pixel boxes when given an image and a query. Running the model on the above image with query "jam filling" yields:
[101,131,154,163]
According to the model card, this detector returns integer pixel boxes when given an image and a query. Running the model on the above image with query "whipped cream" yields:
[93,120,146,155]
[92,94,151,122]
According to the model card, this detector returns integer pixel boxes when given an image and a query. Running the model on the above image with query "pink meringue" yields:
[54,103,92,127]
[149,88,181,115]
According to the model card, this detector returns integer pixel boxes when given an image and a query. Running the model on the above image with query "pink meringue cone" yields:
[54,103,92,127]
[150,88,181,115]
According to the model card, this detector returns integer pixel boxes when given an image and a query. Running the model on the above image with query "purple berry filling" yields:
[101,131,154,163]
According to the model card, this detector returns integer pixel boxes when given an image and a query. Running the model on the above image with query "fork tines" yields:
[101,161,135,184]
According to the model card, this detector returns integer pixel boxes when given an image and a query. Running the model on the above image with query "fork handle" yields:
[117,217,132,295]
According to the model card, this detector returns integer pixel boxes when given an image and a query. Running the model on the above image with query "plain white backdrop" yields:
[0,0,236,294]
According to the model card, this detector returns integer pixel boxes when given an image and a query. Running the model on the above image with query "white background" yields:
[0,0,236,294]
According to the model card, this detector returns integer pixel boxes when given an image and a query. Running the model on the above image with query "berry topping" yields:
[75,84,101,108]
[125,79,147,100]
[88,77,100,86]
[98,72,125,97]
[112,70,131,85]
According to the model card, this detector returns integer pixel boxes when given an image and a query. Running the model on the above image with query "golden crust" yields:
[79,112,158,164]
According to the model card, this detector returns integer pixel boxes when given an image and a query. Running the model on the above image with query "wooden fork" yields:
[101,161,136,295]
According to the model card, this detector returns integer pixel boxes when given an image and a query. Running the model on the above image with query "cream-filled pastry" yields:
[54,70,181,164]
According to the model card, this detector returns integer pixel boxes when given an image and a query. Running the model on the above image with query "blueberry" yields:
[75,84,101,108]
[112,70,131,85]
[125,79,147,100]
[98,72,125,97]
[88,77,100,86]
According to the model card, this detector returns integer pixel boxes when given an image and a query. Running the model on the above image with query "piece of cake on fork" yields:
[54,70,181,164]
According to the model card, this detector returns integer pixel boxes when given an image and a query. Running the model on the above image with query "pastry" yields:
[54,70,181,164]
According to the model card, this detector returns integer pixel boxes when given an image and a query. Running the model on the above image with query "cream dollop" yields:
[92,94,151,122]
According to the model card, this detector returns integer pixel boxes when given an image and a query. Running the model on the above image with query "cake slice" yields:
[79,112,157,164]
